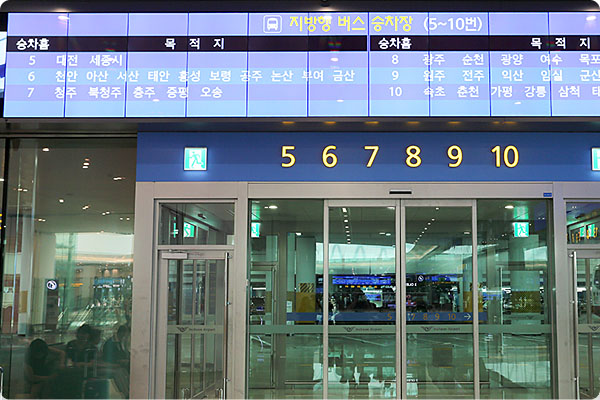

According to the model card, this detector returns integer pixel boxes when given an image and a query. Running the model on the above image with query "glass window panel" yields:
[405,206,474,398]
[247,200,323,398]
[159,203,235,245]
[477,200,552,399]
[567,202,600,245]
[0,138,134,399]
[328,206,396,399]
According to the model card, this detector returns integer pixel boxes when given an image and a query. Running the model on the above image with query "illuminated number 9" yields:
[322,145,338,168]
[447,145,462,167]
[281,146,296,167]
[405,145,422,168]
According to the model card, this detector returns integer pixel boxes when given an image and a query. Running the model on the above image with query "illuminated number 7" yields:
[364,145,379,168]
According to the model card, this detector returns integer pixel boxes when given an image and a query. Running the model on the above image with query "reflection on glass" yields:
[160,203,235,245]
[0,139,134,399]
[477,200,552,399]
[328,207,396,399]
[405,206,474,398]
[576,257,600,399]
[567,202,600,244]
[247,200,323,399]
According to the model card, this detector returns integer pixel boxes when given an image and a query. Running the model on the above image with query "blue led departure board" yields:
[4,12,600,118]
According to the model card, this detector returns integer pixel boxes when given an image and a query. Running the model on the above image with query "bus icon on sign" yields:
[46,280,58,290]
[263,15,282,33]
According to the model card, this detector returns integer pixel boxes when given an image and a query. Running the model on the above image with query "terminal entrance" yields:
[247,199,553,399]
[145,196,555,398]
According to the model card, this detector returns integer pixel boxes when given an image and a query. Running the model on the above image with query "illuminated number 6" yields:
[322,145,338,168]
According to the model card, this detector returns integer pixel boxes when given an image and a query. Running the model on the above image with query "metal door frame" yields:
[156,249,233,399]
[568,248,600,400]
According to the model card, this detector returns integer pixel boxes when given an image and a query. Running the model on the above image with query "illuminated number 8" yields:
[405,145,422,168]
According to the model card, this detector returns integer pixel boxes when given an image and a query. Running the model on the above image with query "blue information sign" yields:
[5,12,600,117]
[137,131,600,182]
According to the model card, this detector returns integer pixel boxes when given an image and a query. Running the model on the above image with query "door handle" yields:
[180,387,190,399]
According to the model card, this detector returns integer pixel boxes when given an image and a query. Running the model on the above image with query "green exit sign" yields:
[513,222,529,238]
[183,222,195,238]
[593,148,600,171]
[184,147,207,171]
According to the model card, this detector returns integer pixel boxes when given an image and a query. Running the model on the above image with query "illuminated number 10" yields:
[491,145,519,168]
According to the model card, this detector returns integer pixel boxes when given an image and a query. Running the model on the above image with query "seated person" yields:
[24,339,65,398]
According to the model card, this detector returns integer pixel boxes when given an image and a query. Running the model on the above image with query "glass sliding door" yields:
[247,200,324,399]
[327,204,397,399]
[478,200,552,399]
[244,197,556,399]
[403,202,475,398]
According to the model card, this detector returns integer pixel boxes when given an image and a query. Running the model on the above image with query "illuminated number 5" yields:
[322,145,338,168]
[281,146,296,167]
[364,145,379,168]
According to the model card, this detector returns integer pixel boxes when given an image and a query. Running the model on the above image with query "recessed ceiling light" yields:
[268,205,278,209]
[435,207,440,210]
[427,222,431,225]
[82,205,90,210]
[58,199,64,203]
[296,232,301,236]
[379,232,386,235]
[385,233,391,236]
[113,176,125,181]
[505,205,514,209]
[42,147,50,152]
[342,208,347,213]
[387,206,394,210]
[464,231,471,235]
[431,218,435,221]
[344,219,348,223]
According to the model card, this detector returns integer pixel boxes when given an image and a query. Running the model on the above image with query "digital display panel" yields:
[4,12,600,118]
[332,275,392,286]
